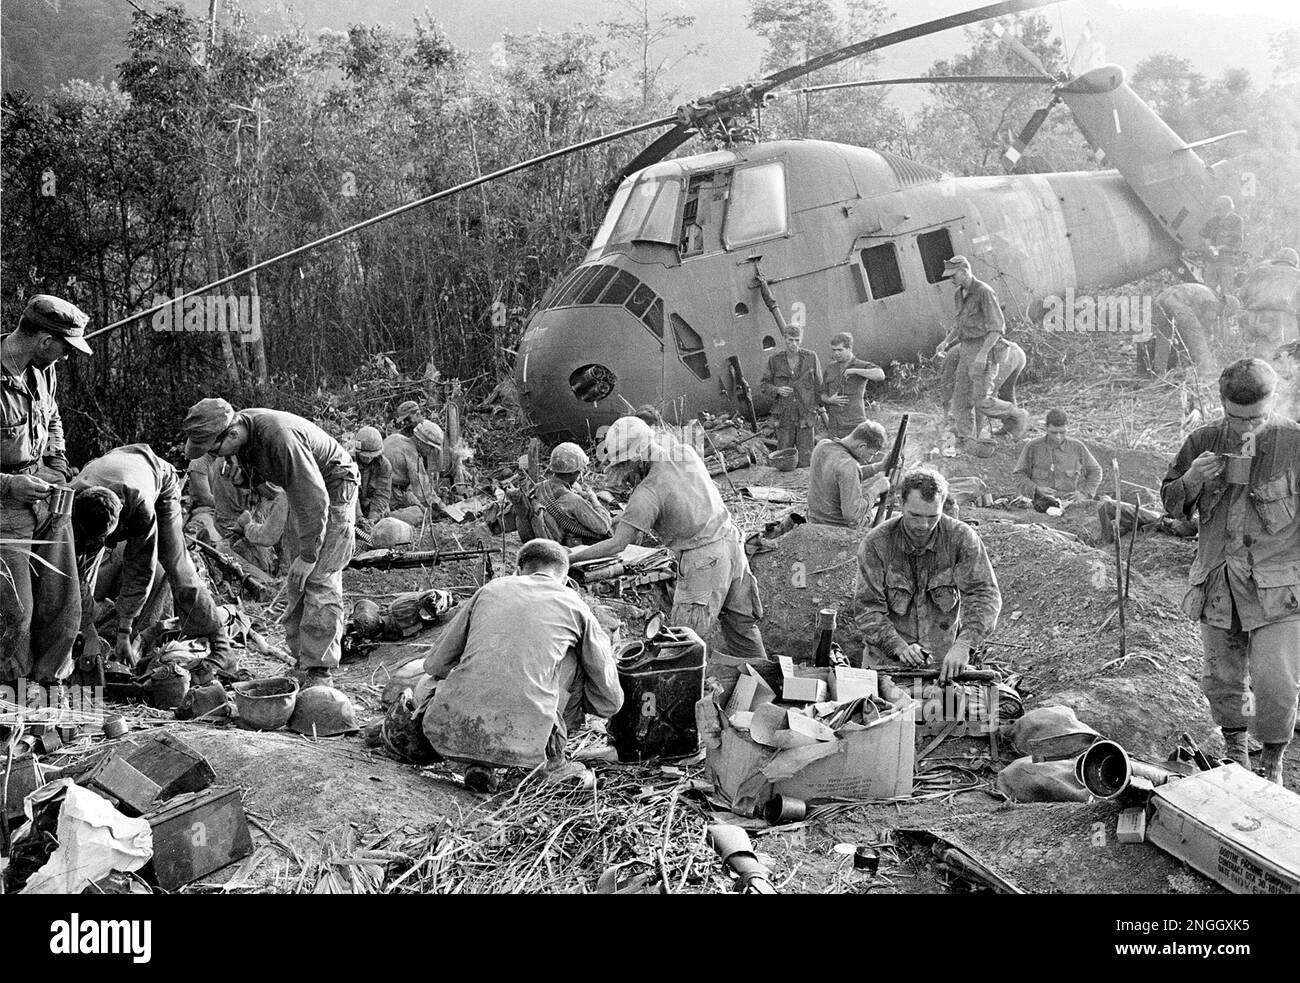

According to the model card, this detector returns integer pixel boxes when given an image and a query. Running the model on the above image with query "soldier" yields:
[516,442,612,548]
[807,420,888,527]
[854,468,1002,683]
[1012,408,1103,505]
[571,416,767,660]
[182,398,359,687]
[384,419,443,511]
[1142,282,1221,375]
[1237,248,1300,357]
[821,332,884,439]
[1199,194,1245,306]
[759,327,823,468]
[352,426,392,530]
[1,296,92,687]
[1161,359,1300,785]
[71,444,232,668]
[940,256,1027,440]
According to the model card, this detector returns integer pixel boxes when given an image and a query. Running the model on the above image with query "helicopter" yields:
[512,2,1247,439]
[87,0,1245,443]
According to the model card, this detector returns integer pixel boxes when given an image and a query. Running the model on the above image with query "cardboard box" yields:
[698,673,915,815]
[782,676,828,704]
[1147,764,1300,894]
[831,667,878,702]
[725,666,775,716]
[1117,807,1147,844]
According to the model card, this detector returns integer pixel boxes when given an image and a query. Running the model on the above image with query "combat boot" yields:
[1258,742,1287,785]
[1221,728,1251,768]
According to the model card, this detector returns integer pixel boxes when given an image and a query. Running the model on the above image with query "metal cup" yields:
[50,484,74,516]
[1223,453,1251,485]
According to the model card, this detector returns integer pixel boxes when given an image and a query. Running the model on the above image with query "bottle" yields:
[813,608,837,668]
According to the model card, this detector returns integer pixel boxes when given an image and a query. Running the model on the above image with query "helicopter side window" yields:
[859,243,905,300]
[917,229,955,284]
[670,313,711,380]
[723,161,788,249]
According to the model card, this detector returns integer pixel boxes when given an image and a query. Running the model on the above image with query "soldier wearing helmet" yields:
[516,442,612,547]
[570,417,767,660]
[352,425,392,530]
[383,417,444,511]
[1236,247,1300,358]
[1199,195,1245,308]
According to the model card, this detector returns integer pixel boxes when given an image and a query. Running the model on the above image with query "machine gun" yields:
[348,546,495,577]
[871,413,910,527]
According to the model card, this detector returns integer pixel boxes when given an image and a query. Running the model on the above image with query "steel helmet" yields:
[288,687,359,737]
[1276,248,1299,268]
[355,426,383,455]
[601,416,654,465]
[549,442,589,474]
[413,419,444,448]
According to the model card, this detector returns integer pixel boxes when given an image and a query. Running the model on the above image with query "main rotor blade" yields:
[85,115,676,341]
[757,0,1062,94]
[992,21,1053,79]
[612,124,698,187]
[797,74,1051,95]
[1001,95,1060,171]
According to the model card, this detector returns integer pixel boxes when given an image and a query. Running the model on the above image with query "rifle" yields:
[727,355,761,433]
[871,413,910,527]
[348,546,493,571]
[187,536,277,602]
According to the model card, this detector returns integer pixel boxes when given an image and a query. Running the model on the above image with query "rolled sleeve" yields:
[616,483,659,539]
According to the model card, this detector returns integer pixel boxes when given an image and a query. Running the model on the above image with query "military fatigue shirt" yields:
[358,454,393,523]
[422,573,622,768]
[1200,212,1244,253]
[807,439,870,527]
[760,348,823,426]
[383,432,437,507]
[231,409,358,565]
[617,443,731,552]
[855,513,1002,660]
[822,356,880,432]
[1239,260,1300,314]
[954,277,1005,342]
[1,338,67,497]
[1161,416,1300,632]
[1013,436,1103,498]
[530,476,612,547]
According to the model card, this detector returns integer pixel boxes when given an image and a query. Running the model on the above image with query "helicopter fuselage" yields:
[516,138,1180,440]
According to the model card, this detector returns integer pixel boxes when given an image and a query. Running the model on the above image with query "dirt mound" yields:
[748,522,864,658]
[974,519,1214,757]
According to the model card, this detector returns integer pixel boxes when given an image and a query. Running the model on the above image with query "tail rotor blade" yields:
[1001,97,1058,171]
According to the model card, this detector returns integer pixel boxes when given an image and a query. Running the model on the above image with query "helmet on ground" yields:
[288,687,359,737]
[1275,248,1299,268]
[549,442,588,474]
[601,417,654,465]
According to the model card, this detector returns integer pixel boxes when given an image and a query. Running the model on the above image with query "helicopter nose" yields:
[516,305,664,440]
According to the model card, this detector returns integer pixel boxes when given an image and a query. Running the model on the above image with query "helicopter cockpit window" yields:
[860,243,905,300]
[917,228,955,284]
[608,175,682,249]
[589,181,633,254]
[723,161,788,248]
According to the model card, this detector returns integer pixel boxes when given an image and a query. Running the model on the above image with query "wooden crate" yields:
[142,787,253,891]
[120,731,215,798]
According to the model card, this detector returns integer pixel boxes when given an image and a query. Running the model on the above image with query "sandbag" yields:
[370,516,415,548]
[996,756,1092,803]
[1007,705,1100,757]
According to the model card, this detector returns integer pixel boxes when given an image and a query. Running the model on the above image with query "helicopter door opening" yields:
[858,243,905,300]
[917,228,956,284]
[679,170,733,258]
[670,313,711,380]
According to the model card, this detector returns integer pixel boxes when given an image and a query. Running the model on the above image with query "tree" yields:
[1130,53,1205,139]
[599,0,702,112]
